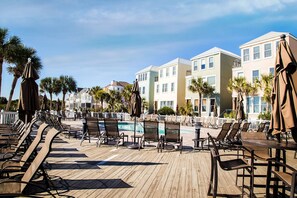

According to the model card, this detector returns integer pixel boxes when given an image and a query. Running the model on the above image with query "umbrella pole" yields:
[134,117,136,144]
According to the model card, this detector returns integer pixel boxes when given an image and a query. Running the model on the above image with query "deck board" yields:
[30,133,297,198]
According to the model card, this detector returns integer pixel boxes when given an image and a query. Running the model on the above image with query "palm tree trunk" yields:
[6,76,19,111]
[0,57,3,97]
[199,93,202,117]
[49,93,53,111]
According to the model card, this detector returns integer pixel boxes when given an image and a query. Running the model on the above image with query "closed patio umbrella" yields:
[18,58,40,123]
[128,80,142,149]
[269,34,297,142]
[236,92,245,122]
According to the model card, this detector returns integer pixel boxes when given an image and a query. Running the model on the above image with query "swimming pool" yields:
[117,121,193,134]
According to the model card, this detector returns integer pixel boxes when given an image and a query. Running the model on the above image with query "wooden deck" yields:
[31,133,297,198]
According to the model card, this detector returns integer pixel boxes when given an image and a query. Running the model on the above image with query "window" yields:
[194,99,199,111]
[162,84,168,92]
[207,76,215,87]
[172,66,176,75]
[269,67,274,75]
[167,101,173,109]
[171,82,175,92]
[252,70,259,83]
[166,68,169,77]
[243,49,249,61]
[142,87,145,94]
[156,84,159,93]
[276,41,280,51]
[210,99,215,113]
[193,61,198,71]
[247,97,252,113]
[160,69,163,78]
[209,57,214,68]
[201,59,206,70]
[264,43,271,58]
[202,99,207,112]
[253,46,260,60]
[253,96,260,113]
[237,72,244,77]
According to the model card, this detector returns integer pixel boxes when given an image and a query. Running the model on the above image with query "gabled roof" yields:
[240,31,297,48]
[191,47,240,60]
[136,65,159,74]
[159,58,191,69]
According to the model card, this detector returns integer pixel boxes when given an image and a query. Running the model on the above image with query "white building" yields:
[65,88,92,111]
[235,31,297,119]
[136,65,159,114]
[154,58,191,113]
[186,47,240,117]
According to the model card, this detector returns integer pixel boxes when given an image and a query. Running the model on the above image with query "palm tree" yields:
[0,28,22,96]
[188,77,215,117]
[59,75,77,110]
[107,90,121,112]
[40,77,61,110]
[95,89,109,110]
[121,84,133,111]
[6,47,42,111]
[258,74,273,112]
[89,86,102,111]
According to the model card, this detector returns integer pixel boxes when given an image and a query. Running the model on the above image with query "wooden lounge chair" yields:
[0,127,61,197]
[101,118,128,148]
[162,121,183,154]
[207,133,254,198]
[140,120,161,152]
[209,122,232,149]
[0,123,49,177]
[225,122,241,143]
[80,117,101,146]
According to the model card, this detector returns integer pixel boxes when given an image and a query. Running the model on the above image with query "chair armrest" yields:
[268,159,297,172]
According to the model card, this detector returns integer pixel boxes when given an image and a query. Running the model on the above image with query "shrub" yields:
[224,110,236,119]
[157,106,175,115]
[258,111,271,120]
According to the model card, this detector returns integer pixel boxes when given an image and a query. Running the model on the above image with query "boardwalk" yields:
[33,121,297,197]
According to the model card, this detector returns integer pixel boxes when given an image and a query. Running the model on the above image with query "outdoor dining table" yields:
[242,138,297,197]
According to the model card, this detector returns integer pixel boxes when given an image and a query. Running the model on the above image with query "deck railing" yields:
[0,111,18,124]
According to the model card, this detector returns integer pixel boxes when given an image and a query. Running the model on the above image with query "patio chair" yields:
[256,122,268,132]
[266,160,297,198]
[225,122,241,143]
[241,132,285,189]
[0,123,49,177]
[140,120,161,152]
[0,127,60,197]
[162,121,183,154]
[101,118,128,148]
[209,122,232,149]
[80,117,101,146]
[241,122,251,132]
[207,133,254,198]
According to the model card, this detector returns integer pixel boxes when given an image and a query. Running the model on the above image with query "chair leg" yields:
[208,154,214,196]
[80,132,87,146]
[266,161,272,197]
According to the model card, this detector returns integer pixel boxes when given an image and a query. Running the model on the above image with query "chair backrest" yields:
[241,122,251,132]
[226,122,241,141]
[143,120,159,141]
[164,121,181,142]
[104,118,119,137]
[257,122,267,132]
[21,127,60,192]
[20,123,49,167]
[15,119,38,152]
[87,117,100,137]
[208,133,221,163]
[241,131,267,142]
[216,122,232,142]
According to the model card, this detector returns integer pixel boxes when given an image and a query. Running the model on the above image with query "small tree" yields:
[157,106,175,115]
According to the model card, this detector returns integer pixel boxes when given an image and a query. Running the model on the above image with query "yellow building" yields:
[186,47,240,117]
[234,31,297,119]
[154,58,191,113]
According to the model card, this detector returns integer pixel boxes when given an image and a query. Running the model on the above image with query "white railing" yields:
[0,111,18,124]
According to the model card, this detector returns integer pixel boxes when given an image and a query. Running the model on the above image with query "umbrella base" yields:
[128,144,141,149]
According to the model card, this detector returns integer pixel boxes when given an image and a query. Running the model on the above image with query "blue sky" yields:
[1,0,297,100]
